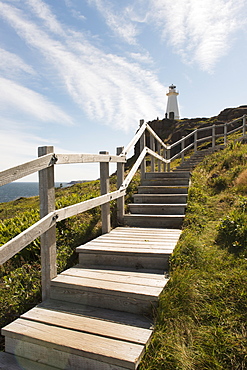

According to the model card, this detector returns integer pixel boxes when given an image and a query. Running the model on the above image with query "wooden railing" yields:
[0,115,246,299]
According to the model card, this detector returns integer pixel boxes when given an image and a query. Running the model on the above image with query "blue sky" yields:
[0,0,246,182]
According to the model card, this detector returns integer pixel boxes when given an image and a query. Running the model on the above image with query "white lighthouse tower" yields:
[166,84,180,120]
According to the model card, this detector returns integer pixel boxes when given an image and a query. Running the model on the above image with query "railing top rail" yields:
[121,122,147,155]
[0,152,126,188]
[0,153,54,187]
[146,125,169,149]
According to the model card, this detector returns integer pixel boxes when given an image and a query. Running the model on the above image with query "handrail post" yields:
[212,124,216,148]
[116,146,124,225]
[181,136,185,162]
[224,123,227,145]
[38,146,56,301]
[150,135,155,172]
[139,119,146,180]
[163,147,167,172]
[99,151,111,234]
[157,142,161,172]
[167,146,171,172]
[243,115,246,137]
[194,129,198,152]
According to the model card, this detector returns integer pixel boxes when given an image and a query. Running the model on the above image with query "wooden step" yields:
[50,268,166,314]
[124,214,184,229]
[2,298,154,369]
[129,203,187,215]
[145,171,190,179]
[138,185,189,194]
[2,318,145,370]
[133,194,187,204]
[76,227,180,270]
[141,178,190,186]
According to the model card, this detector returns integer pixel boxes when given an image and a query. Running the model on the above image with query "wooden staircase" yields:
[1,171,189,370]
[2,149,224,369]
[124,171,190,229]
[2,227,181,370]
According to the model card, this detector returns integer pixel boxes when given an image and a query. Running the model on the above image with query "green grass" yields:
[139,141,247,370]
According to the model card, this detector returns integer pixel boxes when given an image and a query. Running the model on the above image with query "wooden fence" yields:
[0,115,246,299]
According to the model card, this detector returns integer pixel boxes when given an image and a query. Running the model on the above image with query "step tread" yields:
[60,267,168,288]
[77,244,175,253]
[39,299,153,329]
[21,306,152,345]
[2,318,144,369]
[51,274,164,298]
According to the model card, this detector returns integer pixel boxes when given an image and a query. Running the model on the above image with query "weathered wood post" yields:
[139,119,146,180]
[181,136,185,162]
[163,146,167,172]
[194,129,198,153]
[99,151,111,234]
[116,146,124,225]
[150,135,155,172]
[38,146,57,301]
[167,146,171,172]
[212,124,216,148]
[224,123,227,146]
[157,142,161,172]
[243,115,246,137]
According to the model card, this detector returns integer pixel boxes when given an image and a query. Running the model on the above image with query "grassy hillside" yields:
[1,139,247,367]
[139,140,247,369]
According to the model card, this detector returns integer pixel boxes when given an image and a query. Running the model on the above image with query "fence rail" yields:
[0,114,246,299]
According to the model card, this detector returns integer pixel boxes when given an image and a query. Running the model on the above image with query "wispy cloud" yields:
[0,0,166,131]
[146,0,246,71]
[0,77,73,124]
[87,0,139,45]
[0,48,36,76]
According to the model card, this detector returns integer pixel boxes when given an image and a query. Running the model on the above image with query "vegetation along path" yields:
[1,139,247,369]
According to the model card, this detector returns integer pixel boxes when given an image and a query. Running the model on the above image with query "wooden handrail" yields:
[1,114,246,298]
[0,153,54,187]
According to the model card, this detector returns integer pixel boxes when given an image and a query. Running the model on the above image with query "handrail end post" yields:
[38,145,57,301]
[116,147,125,225]
[99,151,111,234]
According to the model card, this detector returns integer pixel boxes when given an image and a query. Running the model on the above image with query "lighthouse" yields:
[166,84,180,120]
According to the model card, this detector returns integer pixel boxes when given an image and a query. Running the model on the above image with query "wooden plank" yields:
[0,351,57,370]
[5,337,131,370]
[113,227,181,234]
[21,307,152,345]
[120,148,147,190]
[79,253,169,271]
[38,146,56,300]
[56,153,126,164]
[94,234,180,242]
[77,245,174,253]
[100,151,111,234]
[3,319,144,369]
[51,274,163,298]
[56,189,126,221]
[70,265,166,280]
[61,267,168,288]
[122,121,147,155]
[79,241,177,250]
[0,212,55,265]
[0,153,53,187]
[39,299,153,329]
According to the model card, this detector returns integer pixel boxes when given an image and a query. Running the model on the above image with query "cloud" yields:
[0,48,36,76]
[0,77,73,124]
[87,0,139,45]
[0,1,166,131]
[146,0,246,72]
